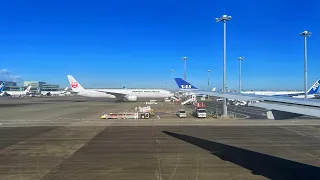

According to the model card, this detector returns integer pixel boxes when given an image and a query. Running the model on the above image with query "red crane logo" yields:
[71,82,78,88]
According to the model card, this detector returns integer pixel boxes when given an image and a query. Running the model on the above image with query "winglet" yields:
[67,75,85,92]
[307,79,320,95]
[174,78,198,89]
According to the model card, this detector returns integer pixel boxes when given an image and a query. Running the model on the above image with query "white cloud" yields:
[0,69,10,75]
[0,69,23,82]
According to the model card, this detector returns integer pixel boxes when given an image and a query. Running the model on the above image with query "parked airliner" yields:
[174,78,320,120]
[0,86,32,97]
[67,75,174,101]
[175,78,320,98]
[241,79,320,98]
[0,82,4,93]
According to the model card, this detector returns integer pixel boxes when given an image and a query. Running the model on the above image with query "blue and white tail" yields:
[174,78,198,90]
[0,82,5,92]
[307,79,320,94]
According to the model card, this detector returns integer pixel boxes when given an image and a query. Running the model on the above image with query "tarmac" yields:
[0,96,319,180]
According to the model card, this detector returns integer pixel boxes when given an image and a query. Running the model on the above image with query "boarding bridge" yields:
[170,96,180,102]
[181,95,196,105]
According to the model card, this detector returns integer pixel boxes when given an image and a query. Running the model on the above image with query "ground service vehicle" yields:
[194,102,207,118]
[177,109,187,118]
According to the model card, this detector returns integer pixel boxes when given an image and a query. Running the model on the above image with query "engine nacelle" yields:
[125,95,138,101]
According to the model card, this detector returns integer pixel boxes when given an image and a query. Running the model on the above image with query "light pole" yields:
[164,81,167,89]
[181,57,188,80]
[207,70,211,90]
[171,69,174,90]
[237,56,245,92]
[299,30,311,98]
[171,69,174,79]
[215,14,232,117]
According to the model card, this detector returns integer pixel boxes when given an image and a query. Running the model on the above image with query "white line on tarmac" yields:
[228,108,265,116]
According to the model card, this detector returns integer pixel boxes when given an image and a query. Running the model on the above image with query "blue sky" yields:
[0,0,319,90]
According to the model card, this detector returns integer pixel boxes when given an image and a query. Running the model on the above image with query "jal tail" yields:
[0,82,5,92]
[67,75,85,92]
[24,86,32,93]
[174,78,198,90]
[307,79,320,94]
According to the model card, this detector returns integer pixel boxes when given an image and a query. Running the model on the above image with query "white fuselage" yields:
[4,91,29,96]
[92,89,174,99]
[77,90,116,98]
[41,91,71,96]
[241,91,304,96]
[241,91,319,98]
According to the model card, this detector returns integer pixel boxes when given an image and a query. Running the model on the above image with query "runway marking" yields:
[153,119,163,180]
[195,157,200,180]
[229,108,265,116]
[168,157,180,180]
[206,107,250,119]
[232,107,266,115]
[39,121,118,180]
[228,111,250,119]
[280,126,320,139]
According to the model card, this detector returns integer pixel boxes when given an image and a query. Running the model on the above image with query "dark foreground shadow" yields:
[163,131,320,180]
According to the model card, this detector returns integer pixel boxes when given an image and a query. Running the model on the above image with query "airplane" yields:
[174,78,320,120]
[241,79,320,98]
[41,87,76,96]
[67,75,174,101]
[0,82,4,93]
[175,78,320,99]
[3,86,32,97]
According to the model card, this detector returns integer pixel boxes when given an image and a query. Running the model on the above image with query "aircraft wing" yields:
[174,78,320,120]
[94,90,127,99]
[196,90,320,119]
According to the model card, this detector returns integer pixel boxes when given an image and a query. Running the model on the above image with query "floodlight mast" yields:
[299,30,311,98]
[215,15,232,117]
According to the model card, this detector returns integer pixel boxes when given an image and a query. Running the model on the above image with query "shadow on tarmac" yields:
[163,131,320,180]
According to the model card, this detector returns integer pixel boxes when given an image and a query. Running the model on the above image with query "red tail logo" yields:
[71,82,78,88]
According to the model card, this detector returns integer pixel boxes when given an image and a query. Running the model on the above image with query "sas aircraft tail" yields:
[0,82,5,92]
[174,78,198,90]
[307,79,320,95]
[67,75,85,92]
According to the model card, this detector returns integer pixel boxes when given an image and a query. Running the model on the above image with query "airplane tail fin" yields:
[25,86,31,93]
[307,79,320,94]
[67,75,85,92]
[0,82,5,92]
[174,78,198,90]
[212,87,216,91]
[64,87,69,91]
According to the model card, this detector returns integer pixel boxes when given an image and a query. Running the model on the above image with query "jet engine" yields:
[125,95,138,101]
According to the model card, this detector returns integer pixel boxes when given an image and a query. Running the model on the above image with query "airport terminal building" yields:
[24,81,60,93]
[0,80,60,92]
[0,81,23,91]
